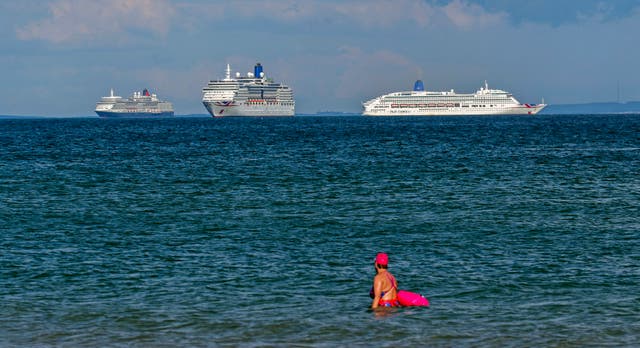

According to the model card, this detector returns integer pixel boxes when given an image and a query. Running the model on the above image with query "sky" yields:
[1,0,640,116]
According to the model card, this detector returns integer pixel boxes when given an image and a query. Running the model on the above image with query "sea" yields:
[1,115,639,347]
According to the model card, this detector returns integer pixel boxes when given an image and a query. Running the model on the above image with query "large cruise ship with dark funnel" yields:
[202,63,295,117]
[363,80,545,116]
[95,88,174,118]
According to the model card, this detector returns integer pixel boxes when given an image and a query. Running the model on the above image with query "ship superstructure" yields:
[95,88,174,118]
[363,80,545,116]
[202,63,295,117]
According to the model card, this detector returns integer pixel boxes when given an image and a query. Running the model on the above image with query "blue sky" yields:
[1,0,639,116]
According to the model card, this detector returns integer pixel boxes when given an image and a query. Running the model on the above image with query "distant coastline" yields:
[540,101,640,115]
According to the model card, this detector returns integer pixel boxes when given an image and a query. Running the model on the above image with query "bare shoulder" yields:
[373,273,387,284]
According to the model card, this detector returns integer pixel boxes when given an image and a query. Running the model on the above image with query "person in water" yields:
[371,252,400,309]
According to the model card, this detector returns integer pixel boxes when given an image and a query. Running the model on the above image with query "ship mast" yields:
[224,64,231,81]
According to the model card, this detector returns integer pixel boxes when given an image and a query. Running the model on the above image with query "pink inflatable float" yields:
[397,290,430,307]
[370,288,430,307]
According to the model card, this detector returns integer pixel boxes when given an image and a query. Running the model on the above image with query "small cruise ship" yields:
[363,80,545,116]
[202,63,295,117]
[95,88,174,118]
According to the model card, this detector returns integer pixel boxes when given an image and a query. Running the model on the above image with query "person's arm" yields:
[371,275,383,309]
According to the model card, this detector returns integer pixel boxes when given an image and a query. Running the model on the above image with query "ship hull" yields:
[203,102,294,117]
[96,111,175,118]
[363,105,546,116]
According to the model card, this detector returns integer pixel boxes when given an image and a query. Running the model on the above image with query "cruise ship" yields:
[95,88,174,118]
[202,63,295,117]
[363,80,545,116]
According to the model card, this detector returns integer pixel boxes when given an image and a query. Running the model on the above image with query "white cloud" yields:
[235,0,318,21]
[16,0,507,44]
[331,0,435,28]
[178,0,502,29]
[133,63,212,102]
[334,46,422,99]
[270,45,421,110]
[442,0,507,29]
[17,0,175,43]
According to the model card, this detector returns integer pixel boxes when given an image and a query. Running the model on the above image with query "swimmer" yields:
[371,252,400,309]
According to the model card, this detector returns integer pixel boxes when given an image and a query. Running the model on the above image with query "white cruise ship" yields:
[95,88,174,118]
[363,80,545,116]
[202,63,295,117]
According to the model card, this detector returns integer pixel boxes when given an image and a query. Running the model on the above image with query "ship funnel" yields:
[143,89,150,96]
[413,80,424,91]
[254,63,263,79]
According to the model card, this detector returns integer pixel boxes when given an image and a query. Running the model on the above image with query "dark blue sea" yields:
[1,115,639,347]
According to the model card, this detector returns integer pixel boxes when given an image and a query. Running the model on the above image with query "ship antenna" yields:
[485,80,488,90]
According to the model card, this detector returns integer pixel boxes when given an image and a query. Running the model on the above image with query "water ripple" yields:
[1,115,639,346]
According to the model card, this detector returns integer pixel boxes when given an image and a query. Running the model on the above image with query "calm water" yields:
[1,115,639,347]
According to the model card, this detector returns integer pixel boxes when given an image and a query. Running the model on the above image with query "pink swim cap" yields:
[375,252,388,266]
